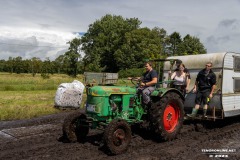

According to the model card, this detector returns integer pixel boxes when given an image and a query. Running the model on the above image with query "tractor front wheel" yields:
[62,112,89,142]
[103,119,131,155]
[150,92,184,141]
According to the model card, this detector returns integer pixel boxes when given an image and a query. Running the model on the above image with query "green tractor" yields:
[62,59,185,155]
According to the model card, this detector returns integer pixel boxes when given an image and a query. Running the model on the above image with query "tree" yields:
[53,55,65,74]
[13,56,23,74]
[41,58,52,79]
[0,60,7,72]
[81,14,141,72]
[82,53,104,72]
[114,27,162,69]
[178,34,207,55]
[7,57,14,74]
[151,27,169,57]
[167,32,182,56]
[22,59,31,73]
[65,38,82,77]
[31,57,42,77]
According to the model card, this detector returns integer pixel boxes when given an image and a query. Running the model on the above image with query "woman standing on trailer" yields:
[170,63,189,95]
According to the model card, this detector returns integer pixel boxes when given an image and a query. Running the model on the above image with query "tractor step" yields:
[184,115,218,121]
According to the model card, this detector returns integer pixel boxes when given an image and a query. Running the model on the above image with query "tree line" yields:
[0,14,207,77]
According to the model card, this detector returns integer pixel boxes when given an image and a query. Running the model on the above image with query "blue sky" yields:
[1,0,240,60]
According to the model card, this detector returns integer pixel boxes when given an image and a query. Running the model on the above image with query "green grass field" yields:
[0,73,133,121]
[0,73,85,121]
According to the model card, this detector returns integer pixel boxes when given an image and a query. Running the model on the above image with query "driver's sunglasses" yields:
[206,65,212,67]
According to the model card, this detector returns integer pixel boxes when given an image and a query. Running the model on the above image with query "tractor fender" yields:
[151,88,185,101]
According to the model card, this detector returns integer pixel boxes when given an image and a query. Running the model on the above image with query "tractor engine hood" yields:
[87,86,136,96]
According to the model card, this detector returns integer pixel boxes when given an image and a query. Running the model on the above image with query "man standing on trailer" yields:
[187,62,216,118]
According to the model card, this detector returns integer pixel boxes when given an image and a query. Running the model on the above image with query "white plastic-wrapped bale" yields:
[54,80,85,109]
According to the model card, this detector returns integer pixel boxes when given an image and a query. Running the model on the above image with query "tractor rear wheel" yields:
[103,119,131,155]
[62,112,89,142]
[150,92,184,141]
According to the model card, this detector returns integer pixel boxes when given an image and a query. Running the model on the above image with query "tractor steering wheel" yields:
[130,77,142,87]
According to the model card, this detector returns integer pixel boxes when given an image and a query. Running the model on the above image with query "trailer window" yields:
[234,78,240,92]
[234,56,240,71]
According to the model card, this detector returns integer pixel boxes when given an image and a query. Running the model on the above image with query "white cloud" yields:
[205,18,240,52]
[0,27,78,60]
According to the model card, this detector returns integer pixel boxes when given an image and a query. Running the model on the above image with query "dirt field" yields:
[0,111,239,160]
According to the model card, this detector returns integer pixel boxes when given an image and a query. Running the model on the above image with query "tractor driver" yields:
[139,61,158,107]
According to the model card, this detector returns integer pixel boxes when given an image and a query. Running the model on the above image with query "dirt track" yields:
[0,111,239,160]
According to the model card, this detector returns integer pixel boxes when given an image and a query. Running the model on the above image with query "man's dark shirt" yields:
[196,69,216,92]
[142,69,158,86]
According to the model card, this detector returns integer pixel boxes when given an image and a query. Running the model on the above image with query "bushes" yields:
[118,68,144,78]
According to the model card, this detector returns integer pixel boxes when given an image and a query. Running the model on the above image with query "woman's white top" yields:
[171,72,186,85]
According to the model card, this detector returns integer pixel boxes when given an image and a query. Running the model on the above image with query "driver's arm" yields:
[127,77,141,80]
[141,77,157,87]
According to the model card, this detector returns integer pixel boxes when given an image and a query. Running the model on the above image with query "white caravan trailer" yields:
[163,52,240,119]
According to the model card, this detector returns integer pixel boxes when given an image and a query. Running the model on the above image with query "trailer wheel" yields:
[150,92,184,141]
[103,119,131,155]
[62,112,89,142]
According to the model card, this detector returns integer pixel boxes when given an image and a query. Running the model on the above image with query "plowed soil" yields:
[0,111,239,160]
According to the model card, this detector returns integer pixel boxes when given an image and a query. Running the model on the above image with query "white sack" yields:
[54,80,85,108]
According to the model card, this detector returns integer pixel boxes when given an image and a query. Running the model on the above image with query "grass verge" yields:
[0,90,60,120]
[0,73,85,121]
[0,73,132,121]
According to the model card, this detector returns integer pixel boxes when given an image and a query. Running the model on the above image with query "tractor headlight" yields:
[86,104,96,112]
